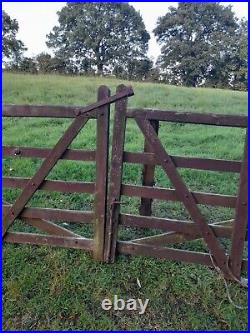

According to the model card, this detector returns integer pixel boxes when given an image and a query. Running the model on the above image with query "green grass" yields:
[2,72,248,330]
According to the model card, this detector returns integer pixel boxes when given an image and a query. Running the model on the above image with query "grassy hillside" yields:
[2,73,248,330]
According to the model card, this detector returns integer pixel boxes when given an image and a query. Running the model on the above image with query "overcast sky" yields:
[2,2,248,61]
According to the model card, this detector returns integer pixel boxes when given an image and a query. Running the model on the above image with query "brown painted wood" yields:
[104,85,129,263]
[135,116,230,275]
[3,204,94,223]
[2,88,133,238]
[121,184,237,208]
[3,146,96,161]
[22,218,80,238]
[117,241,213,266]
[3,87,134,119]
[2,117,89,237]
[3,105,96,118]
[123,152,242,173]
[117,241,248,271]
[93,86,110,261]
[3,177,95,193]
[131,220,234,245]
[230,131,248,278]
[127,108,247,127]
[3,200,81,237]
[120,214,235,239]
[4,232,93,251]
[139,120,159,216]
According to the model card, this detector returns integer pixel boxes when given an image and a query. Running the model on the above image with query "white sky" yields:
[2,2,248,61]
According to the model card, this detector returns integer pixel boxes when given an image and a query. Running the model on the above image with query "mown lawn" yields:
[2,72,248,330]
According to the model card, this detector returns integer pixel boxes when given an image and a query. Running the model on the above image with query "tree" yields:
[18,57,37,74]
[231,19,248,90]
[154,3,239,87]
[2,10,26,65]
[36,53,67,74]
[46,2,150,76]
[36,53,53,73]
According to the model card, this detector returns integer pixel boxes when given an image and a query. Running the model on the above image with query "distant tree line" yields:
[2,2,248,90]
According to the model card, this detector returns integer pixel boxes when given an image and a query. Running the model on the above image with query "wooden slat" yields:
[127,108,248,128]
[3,87,134,119]
[3,200,81,237]
[93,86,110,261]
[135,117,230,275]
[120,214,235,239]
[3,177,95,194]
[117,241,248,271]
[4,232,93,251]
[104,85,129,263]
[230,131,248,278]
[118,241,213,266]
[2,204,94,223]
[121,184,237,208]
[131,220,234,245]
[3,105,96,118]
[123,152,242,173]
[139,120,159,216]
[22,217,81,238]
[2,146,96,161]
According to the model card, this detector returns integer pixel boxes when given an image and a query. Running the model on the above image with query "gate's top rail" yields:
[3,104,247,128]
[3,104,96,118]
[127,108,248,128]
[2,85,134,119]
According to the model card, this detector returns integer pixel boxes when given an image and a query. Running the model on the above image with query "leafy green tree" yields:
[231,19,248,90]
[2,10,26,65]
[46,2,150,75]
[18,57,37,74]
[36,53,68,74]
[154,2,238,87]
[36,53,53,73]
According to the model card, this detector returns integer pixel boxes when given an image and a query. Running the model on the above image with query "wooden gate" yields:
[2,85,133,261]
[2,85,248,280]
[104,105,248,280]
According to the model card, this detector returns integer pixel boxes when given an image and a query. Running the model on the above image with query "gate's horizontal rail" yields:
[123,152,242,173]
[2,204,94,223]
[127,109,248,127]
[119,214,245,239]
[3,87,134,119]
[121,184,237,208]
[2,105,98,118]
[117,241,248,271]
[3,146,96,161]
[4,232,94,251]
[3,177,95,194]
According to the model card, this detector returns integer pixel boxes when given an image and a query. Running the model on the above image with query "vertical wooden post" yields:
[139,120,159,216]
[104,85,128,263]
[229,130,248,278]
[93,86,110,261]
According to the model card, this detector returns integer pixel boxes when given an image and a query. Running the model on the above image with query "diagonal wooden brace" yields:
[135,116,231,276]
[2,87,134,238]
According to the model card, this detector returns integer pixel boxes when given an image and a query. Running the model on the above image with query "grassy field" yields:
[2,72,248,330]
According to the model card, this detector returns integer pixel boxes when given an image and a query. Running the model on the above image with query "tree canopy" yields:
[154,2,246,89]
[46,2,151,76]
[2,10,26,64]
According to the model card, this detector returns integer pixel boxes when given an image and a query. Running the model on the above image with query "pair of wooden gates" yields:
[2,85,248,281]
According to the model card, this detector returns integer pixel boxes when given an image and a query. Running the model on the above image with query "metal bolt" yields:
[14,148,21,156]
